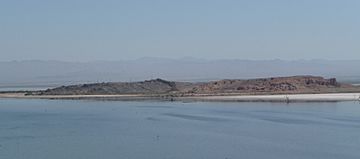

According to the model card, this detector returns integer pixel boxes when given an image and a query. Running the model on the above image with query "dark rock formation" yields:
[38,78,185,95]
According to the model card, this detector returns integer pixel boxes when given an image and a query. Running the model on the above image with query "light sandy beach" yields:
[181,93,360,102]
[1,93,360,102]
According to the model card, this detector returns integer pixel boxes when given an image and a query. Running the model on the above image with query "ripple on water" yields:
[260,116,360,128]
[0,135,36,141]
[163,113,229,122]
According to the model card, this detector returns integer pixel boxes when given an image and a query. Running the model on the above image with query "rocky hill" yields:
[37,79,192,95]
[188,76,357,94]
[33,76,360,96]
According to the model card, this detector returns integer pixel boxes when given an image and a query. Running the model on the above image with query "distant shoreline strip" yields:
[1,93,360,102]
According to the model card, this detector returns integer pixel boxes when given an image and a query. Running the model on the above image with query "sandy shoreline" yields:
[181,93,360,102]
[0,93,144,99]
[1,93,360,102]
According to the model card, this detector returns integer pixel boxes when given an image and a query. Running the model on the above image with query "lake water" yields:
[0,86,52,92]
[0,99,360,159]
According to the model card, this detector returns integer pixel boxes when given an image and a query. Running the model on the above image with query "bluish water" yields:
[0,86,52,92]
[0,99,360,159]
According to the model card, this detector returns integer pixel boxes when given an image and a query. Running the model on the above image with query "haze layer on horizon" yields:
[1,0,360,61]
[1,59,360,87]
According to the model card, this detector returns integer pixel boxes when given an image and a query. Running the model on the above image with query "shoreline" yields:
[180,93,360,102]
[1,93,360,102]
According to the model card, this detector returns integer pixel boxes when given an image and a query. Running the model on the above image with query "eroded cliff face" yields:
[33,76,358,96]
[188,76,346,94]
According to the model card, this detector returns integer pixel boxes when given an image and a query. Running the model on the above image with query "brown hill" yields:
[33,76,360,96]
[188,76,357,94]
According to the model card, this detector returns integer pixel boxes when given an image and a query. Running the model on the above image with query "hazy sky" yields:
[1,0,359,61]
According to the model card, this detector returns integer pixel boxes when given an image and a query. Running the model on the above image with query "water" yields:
[0,99,360,159]
[0,86,52,92]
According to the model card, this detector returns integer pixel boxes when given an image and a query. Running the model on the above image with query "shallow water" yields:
[0,99,360,159]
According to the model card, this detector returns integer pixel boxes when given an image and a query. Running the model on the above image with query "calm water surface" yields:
[0,99,360,159]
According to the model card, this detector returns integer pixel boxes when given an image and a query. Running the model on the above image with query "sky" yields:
[1,0,360,61]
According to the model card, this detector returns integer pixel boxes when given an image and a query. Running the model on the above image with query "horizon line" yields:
[2,57,360,63]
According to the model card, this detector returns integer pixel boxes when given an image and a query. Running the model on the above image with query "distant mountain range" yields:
[1,58,360,87]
